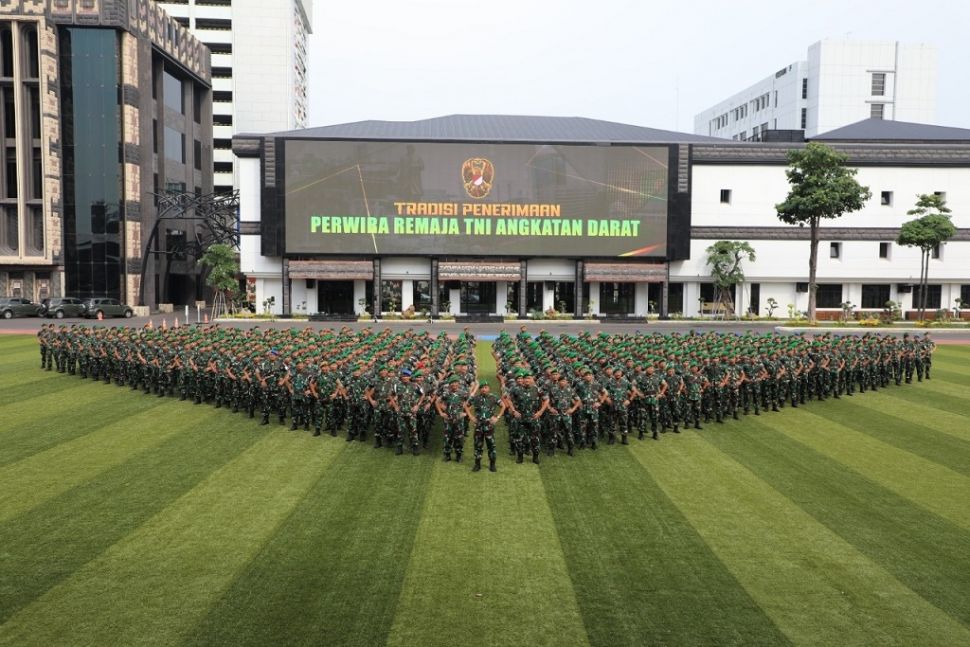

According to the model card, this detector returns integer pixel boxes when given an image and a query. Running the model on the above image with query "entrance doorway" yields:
[317,280,355,314]
[460,281,496,314]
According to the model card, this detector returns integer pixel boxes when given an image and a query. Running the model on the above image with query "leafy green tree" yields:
[775,143,871,322]
[897,194,956,320]
[200,243,239,310]
[705,241,756,316]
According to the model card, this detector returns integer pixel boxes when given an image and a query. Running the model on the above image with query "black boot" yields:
[652,429,659,440]
[260,414,269,426]
[489,457,496,472]
[375,436,383,449]
[313,428,321,437]
[621,435,629,445]
[590,439,597,450]
[638,430,644,440]
[456,453,463,463]
[444,453,452,462]
[395,445,403,456]
[608,434,616,445]
[473,458,481,472]
[516,452,524,464]
[532,452,540,465]
[412,445,421,456]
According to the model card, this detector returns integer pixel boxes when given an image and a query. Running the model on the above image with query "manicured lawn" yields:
[1,334,969,646]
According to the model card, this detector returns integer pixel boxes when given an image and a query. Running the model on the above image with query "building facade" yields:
[156,0,313,193]
[695,40,937,140]
[0,0,212,307]
[234,115,970,321]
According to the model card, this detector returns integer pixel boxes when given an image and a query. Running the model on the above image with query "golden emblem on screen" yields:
[461,158,494,199]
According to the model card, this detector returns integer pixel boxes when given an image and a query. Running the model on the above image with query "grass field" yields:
[1,334,969,646]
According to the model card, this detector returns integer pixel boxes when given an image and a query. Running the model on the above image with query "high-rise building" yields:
[0,0,213,307]
[156,0,313,193]
[694,40,937,140]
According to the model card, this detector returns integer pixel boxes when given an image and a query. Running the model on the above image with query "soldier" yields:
[505,372,549,464]
[390,368,424,456]
[547,374,581,456]
[638,365,666,440]
[287,359,312,431]
[255,350,279,425]
[575,367,606,449]
[465,380,505,472]
[436,375,468,462]
[684,364,709,430]
[605,367,636,445]
[661,366,684,432]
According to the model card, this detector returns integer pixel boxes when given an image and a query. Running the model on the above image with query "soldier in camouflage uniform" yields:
[436,376,468,462]
[390,368,424,455]
[546,374,580,456]
[465,380,505,472]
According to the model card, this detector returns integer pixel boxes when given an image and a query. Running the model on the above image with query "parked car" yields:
[0,297,43,319]
[81,297,134,319]
[40,297,88,319]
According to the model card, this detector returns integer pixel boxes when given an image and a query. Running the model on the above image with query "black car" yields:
[81,297,134,319]
[0,297,43,319]
[40,297,88,319]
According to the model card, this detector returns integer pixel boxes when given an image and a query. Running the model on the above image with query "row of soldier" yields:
[492,328,935,461]
[37,324,509,472]
[37,324,934,471]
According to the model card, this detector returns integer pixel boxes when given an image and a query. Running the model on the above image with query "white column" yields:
[634,283,648,316]
[353,280,366,314]
[305,283,318,314]
[449,288,461,315]
[589,282,600,315]
[400,280,414,311]
[542,284,555,312]
[496,282,508,315]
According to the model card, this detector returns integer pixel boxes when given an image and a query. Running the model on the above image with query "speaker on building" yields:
[306,279,316,289]
[796,282,809,293]
[897,283,912,293]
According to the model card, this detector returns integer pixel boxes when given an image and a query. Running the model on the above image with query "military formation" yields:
[37,323,934,472]
[493,327,935,461]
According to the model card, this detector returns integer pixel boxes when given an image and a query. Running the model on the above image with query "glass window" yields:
[830,242,841,259]
[1,204,17,253]
[27,85,41,140]
[381,280,402,312]
[526,282,543,311]
[5,146,17,199]
[879,242,890,259]
[861,284,890,309]
[2,86,14,138]
[194,139,202,170]
[960,285,970,308]
[599,282,635,314]
[460,281,496,314]
[0,26,12,78]
[880,191,892,206]
[801,78,808,99]
[800,108,807,129]
[412,280,432,309]
[871,72,886,96]
[163,70,184,113]
[23,24,39,79]
[871,103,884,120]
[27,205,43,255]
[31,147,42,199]
[164,126,185,163]
[193,87,203,123]
[912,285,942,310]
[720,189,731,204]
[553,281,574,313]
[816,284,843,308]
[667,283,684,314]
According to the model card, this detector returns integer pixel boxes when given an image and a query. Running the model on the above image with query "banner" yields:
[284,140,669,257]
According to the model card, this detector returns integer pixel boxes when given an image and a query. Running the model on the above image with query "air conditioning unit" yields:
[897,283,912,293]
[795,282,809,293]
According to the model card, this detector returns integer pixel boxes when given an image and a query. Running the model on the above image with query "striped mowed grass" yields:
[0,333,969,646]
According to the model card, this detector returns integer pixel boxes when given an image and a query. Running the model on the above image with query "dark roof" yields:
[812,118,970,142]
[255,114,723,144]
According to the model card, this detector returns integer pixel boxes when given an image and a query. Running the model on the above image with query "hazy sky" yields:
[306,0,970,133]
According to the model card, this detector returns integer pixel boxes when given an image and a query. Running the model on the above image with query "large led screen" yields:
[284,140,669,257]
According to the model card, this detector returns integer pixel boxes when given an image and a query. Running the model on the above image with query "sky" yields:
[306,0,970,133]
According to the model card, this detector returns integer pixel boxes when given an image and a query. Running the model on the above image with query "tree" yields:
[200,243,239,319]
[705,241,756,317]
[775,143,871,323]
[897,194,956,320]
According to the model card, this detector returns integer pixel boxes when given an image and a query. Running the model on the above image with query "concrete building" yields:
[234,115,970,321]
[695,40,937,140]
[0,0,212,307]
[156,0,313,193]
